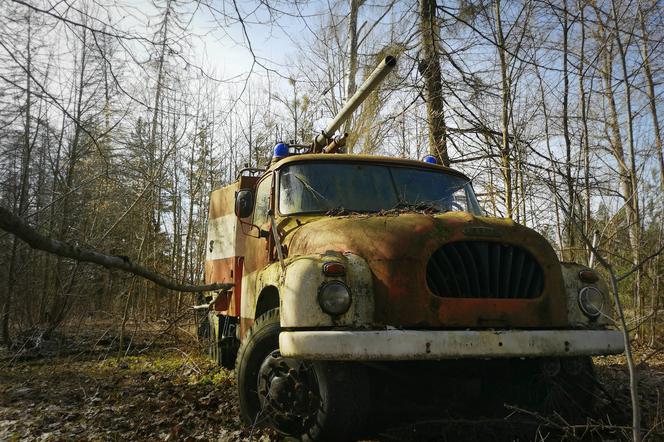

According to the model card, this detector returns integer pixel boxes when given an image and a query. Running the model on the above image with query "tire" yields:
[518,356,597,422]
[208,315,218,362]
[207,314,239,369]
[198,315,210,339]
[219,337,239,370]
[236,308,369,441]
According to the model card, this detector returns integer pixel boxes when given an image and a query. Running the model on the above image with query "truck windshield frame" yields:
[277,161,482,216]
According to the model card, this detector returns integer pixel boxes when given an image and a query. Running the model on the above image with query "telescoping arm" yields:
[312,55,397,152]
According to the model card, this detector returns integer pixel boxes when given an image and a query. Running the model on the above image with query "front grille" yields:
[426,241,544,299]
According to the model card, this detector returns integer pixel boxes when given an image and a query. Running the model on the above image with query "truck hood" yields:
[283,212,567,328]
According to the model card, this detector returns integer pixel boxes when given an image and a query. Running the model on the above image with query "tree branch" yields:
[0,205,230,293]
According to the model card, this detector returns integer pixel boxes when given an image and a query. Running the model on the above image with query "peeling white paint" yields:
[561,262,613,327]
[279,329,625,360]
[206,214,237,260]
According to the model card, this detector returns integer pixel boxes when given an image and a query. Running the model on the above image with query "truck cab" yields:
[205,153,623,440]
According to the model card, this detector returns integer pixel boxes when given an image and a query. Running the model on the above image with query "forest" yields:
[0,0,663,440]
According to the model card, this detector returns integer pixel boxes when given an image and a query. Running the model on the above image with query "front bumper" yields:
[279,329,624,361]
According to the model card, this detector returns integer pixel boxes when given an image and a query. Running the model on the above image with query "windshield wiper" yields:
[289,173,331,205]
[392,201,446,213]
[325,206,352,216]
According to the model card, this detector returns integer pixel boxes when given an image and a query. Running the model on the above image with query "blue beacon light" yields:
[423,155,437,164]
[274,143,290,160]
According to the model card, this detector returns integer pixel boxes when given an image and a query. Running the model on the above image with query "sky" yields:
[184,1,322,82]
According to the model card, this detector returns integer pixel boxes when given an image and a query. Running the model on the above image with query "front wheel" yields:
[507,356,597,422]
[235,308,369,441]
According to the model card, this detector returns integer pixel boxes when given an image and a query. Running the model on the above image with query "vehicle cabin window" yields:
[278,162,481,215]
[279,163,397,214]
[389,167,469,213]
[253,176,272,227]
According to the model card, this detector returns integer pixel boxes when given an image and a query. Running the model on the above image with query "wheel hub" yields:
[257,350,321,433]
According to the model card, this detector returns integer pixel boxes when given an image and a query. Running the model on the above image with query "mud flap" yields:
[208,312,239,369]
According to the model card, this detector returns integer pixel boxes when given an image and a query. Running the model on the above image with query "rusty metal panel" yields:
[279,252,374,328]
[267,153,470,181]
[205,177,258,317]
[206,182,239,285]
[285,212,568,329]
[561,262,613,327]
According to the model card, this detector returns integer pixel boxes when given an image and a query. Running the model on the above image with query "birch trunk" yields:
[610,0,642,315]
[637,2,664,196]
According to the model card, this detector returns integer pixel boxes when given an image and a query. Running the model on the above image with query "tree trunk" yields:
[562,0,576,261]
[593,2,639,309]
[637,2,664,196]
[494,0,512,217]
[2,17,33,346]
[578,0,592,264]
[344,0,362,144]
[50,23,89,332]
[419,0,449,166]
[610,0,642,316]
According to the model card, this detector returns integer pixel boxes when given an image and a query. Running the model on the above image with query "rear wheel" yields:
[207,315,218,362]
[236,308,369,441]
[208,314,239,369]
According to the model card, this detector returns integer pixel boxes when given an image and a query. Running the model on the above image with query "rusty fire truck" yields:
[203,56,624,440]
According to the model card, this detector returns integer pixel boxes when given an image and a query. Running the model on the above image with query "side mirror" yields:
[235,190,254,218]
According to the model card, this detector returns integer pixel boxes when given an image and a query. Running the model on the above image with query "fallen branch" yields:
[0,205,231,293]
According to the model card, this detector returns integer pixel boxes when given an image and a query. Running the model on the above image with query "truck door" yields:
[241,173,274,321]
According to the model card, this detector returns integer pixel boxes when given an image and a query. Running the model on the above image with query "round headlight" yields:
[578,286,604,319]
[318,282,351,316]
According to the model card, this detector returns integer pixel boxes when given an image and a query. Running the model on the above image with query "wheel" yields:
[219,336,239,370]
[207,314,239,369]
[208,315,218,362]
[235,308,369,441]
[519,357,597,422]
[198,315,210,339]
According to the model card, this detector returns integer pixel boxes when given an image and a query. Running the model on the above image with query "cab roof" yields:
[267,153,470,180]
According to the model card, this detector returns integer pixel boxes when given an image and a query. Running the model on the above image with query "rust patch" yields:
[285,212,567,328]
[239,317,254,340]
[205,257,235,285]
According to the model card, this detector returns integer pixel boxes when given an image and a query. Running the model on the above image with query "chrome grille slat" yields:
[427,241,544,299]
[427,254,449,295]
[491,243,501,298]
[438,250,462,296]
[477,242,490,297]
[520,258,536,300]
[512,249,526,297]
[499,246,513,298]
[458,242,481,298]
[530,270,544,297]
[447,245,472,297]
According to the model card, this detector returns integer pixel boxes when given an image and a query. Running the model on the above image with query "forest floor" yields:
[0,322,663,441]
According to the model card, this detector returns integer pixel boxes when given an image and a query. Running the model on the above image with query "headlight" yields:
[318,282,351,316]
[578,268,600,283]
[578,286,604,319]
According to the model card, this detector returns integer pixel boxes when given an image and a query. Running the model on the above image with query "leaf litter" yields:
[1,323,663,441]
[0,323,276,442]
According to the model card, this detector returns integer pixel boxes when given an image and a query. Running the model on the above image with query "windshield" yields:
[278,162,481,215]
